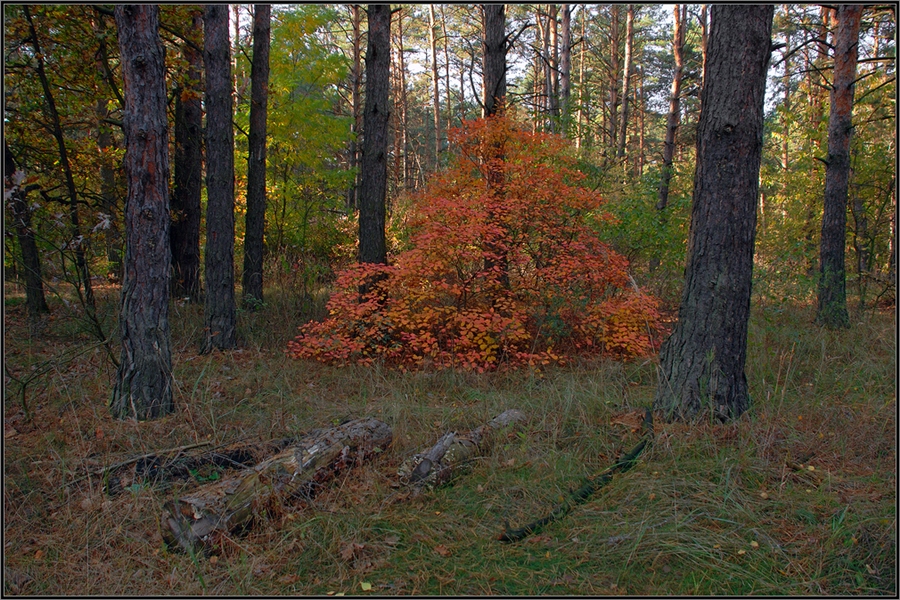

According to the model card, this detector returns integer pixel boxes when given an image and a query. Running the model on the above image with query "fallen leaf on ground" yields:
[434,544,451,557]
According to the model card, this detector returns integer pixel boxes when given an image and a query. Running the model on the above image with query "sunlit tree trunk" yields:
[429,5,441,169]
[608,5,621,156]
[202,4,237,353]
[440,5,452,133]
[242,4,270,307]
[358,4,390,265]
[560,4,572,136]
[816,4,862,328]
[576,8,586,148]
[655,5,773,422]
[616,5,635,162]
[657,4,686,212]
[111,4,173,420]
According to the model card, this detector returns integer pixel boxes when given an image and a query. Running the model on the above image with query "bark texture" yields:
[171,9,203,302]
[654,5,773,422]
[397,409,526,491]
[482,4,506,117]
[161,418,392,554]
[242,5,270,307]
[202,4,237,352]
[358,4,390,265]
[111,4,173,420]
[816,5,863,328]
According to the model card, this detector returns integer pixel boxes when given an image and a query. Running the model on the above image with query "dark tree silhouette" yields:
[171,8,203,302]
[357,4,391,266]
[201,4,237,352]
[654,5,774,422]
[816,5,863,328]
[242,4,270,307]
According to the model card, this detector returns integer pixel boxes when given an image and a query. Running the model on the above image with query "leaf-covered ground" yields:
[3,283,895,595]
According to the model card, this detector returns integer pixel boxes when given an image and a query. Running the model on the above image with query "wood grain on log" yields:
[162,417,392,553]
[398,409,526,490]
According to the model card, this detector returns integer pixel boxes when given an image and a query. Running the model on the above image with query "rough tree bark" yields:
[816,4,863,329]
[482,4,507,118]
[358,4,391,266]
[397,409,526,492]
[162,418,392,554]
[111,4,173,421]
[242,4,270,308]
[171,8,203,303]
[201,4,237,353]
[654,5,774,422]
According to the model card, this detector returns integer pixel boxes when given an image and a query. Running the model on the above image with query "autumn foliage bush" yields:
[288,114,661,370]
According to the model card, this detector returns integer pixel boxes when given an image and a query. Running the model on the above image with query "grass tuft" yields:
[3,281,895,595]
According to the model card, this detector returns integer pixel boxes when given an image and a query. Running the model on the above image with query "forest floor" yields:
[3,281,896,595]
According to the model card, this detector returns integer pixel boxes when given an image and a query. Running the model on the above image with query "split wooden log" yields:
[161,417,392,554]
[397,409,526,491]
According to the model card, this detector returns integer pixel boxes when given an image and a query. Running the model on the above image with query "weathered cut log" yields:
[162,417,392,554]
[398,409,526,490]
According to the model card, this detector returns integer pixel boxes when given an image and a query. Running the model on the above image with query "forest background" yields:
[3,4,896,596]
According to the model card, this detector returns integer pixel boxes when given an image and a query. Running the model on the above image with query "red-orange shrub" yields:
[287,114,660,370]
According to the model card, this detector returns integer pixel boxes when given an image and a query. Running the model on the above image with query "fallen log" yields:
[161,417,392,554]
[397,409,526,491]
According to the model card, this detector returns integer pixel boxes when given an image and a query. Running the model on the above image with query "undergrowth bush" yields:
[288,114,661,370]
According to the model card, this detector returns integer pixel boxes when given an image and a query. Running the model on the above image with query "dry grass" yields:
[3,281,896,595]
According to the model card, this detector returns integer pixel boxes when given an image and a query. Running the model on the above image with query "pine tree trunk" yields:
[560,4,572,135]
[111,4,173,421]
[816,5,862,328]
[358,4,391,266]
[482,4,506,118]
[242,5,270,307]
[654,5,773,422]
[202,4,237,353]
[346,4,362,212]
[657,4,685,212]
[429,5,441,170]
[608,5,621,156]
[616,5,635,161]
[5,144,50,329]
[171,9,203,303]
[549,4,560,128]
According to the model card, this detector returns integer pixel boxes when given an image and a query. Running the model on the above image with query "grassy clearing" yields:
[3,281,895,595]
